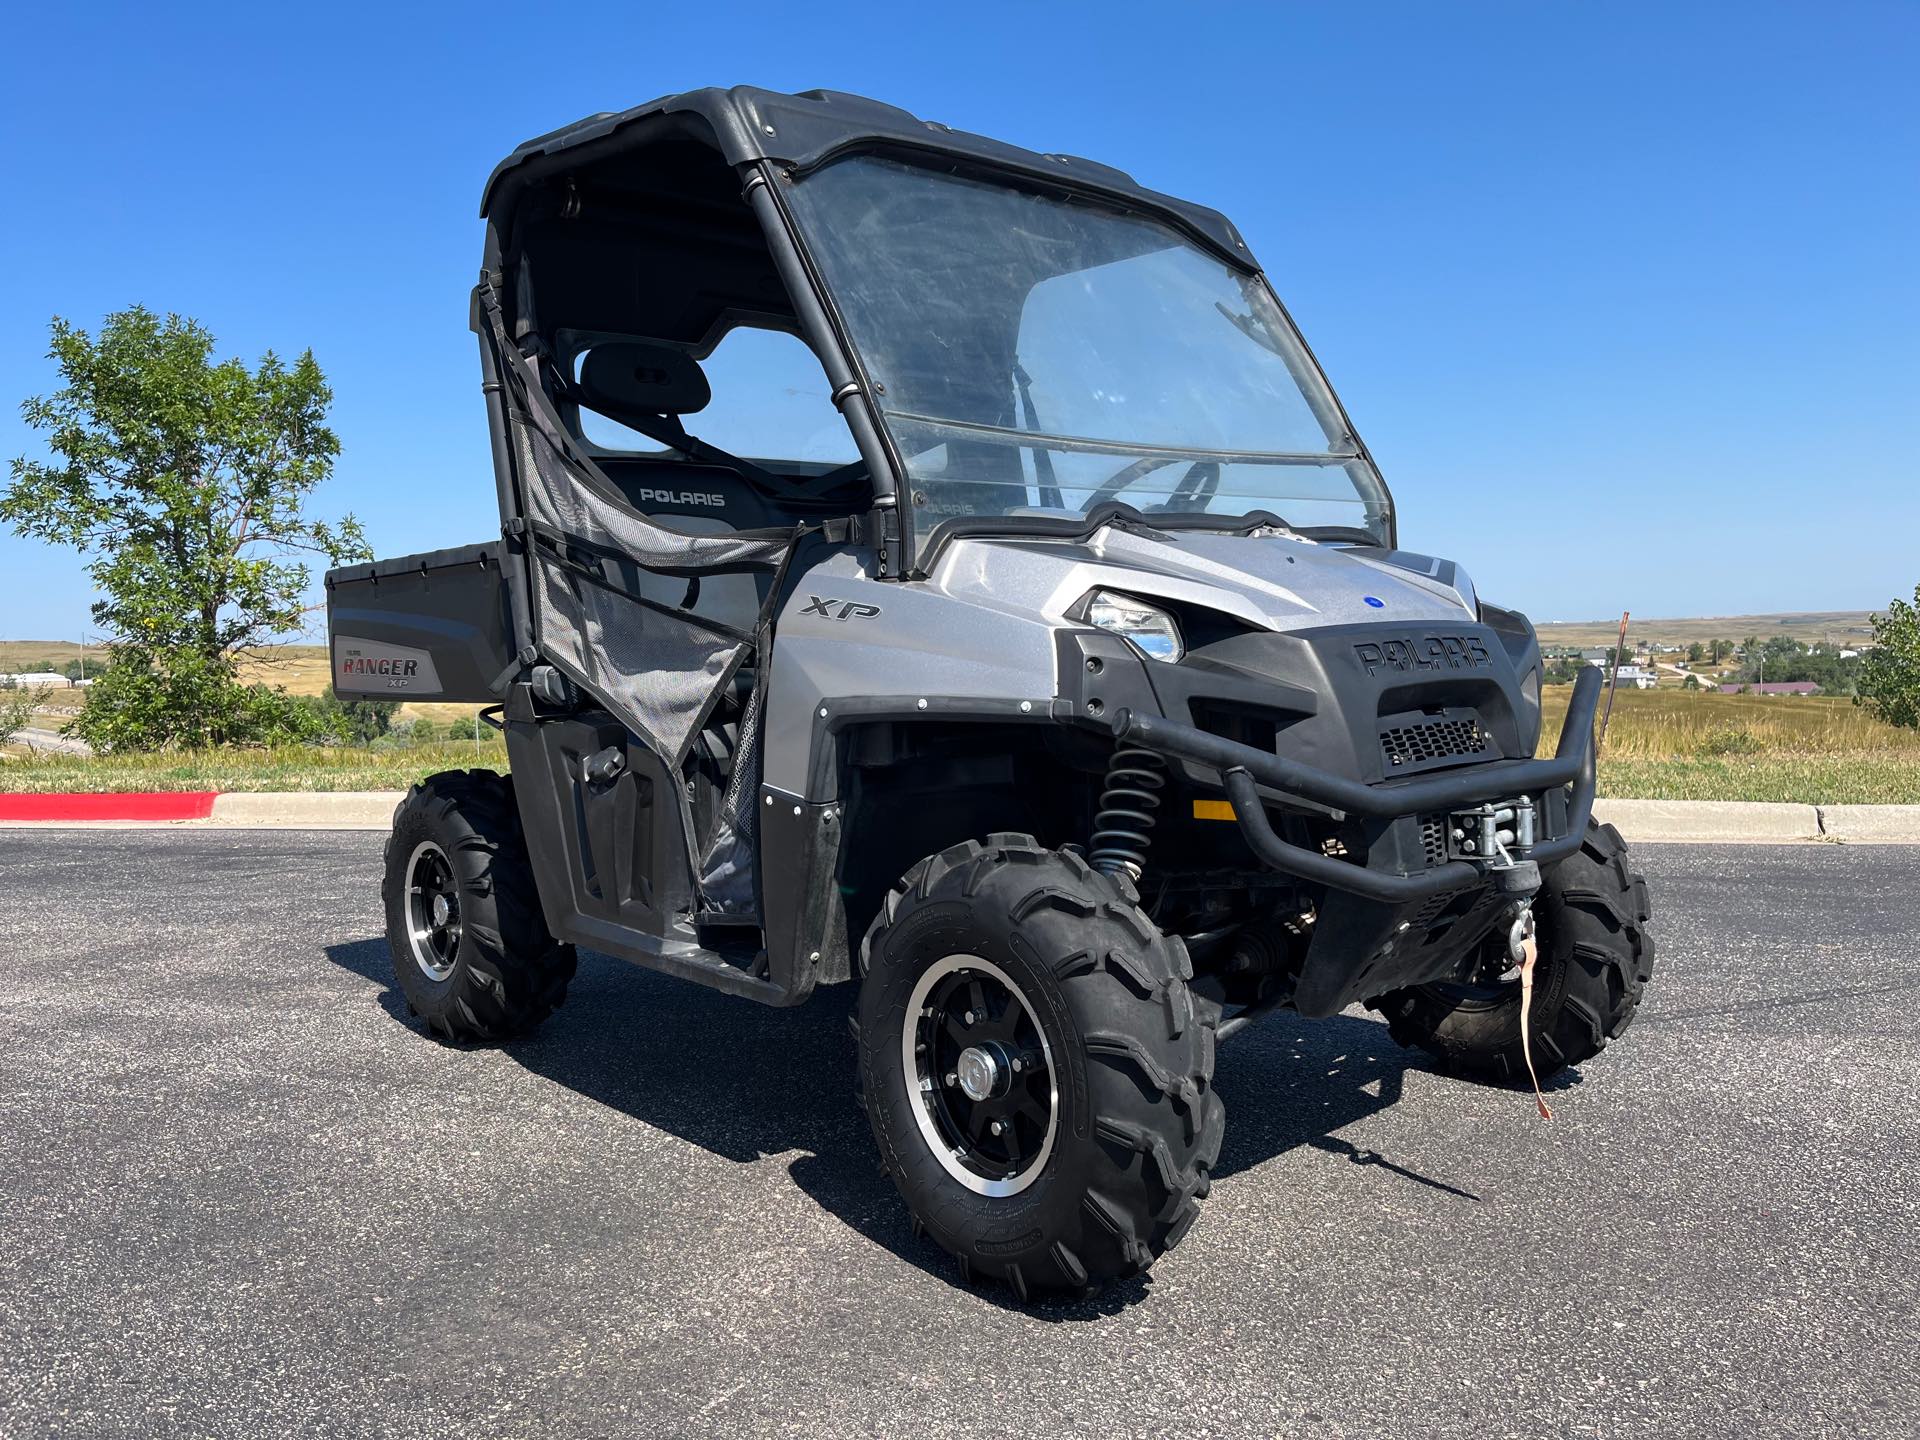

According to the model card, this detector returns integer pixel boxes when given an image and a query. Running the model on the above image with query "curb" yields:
[0,791,219,824]
[1818,804,1920,843]
[1594,798,1920,844]
[0,791,401,830]
[1593,798,1820,844]
[3,792,1918,843]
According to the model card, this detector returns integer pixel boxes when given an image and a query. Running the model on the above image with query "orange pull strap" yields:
[1516,929,1552,1120]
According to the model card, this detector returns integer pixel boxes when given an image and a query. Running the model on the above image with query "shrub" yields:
[300,693,399,746]
[1858,585,1920,730]
[0,685,34,744]
[1696,724,1763,757]
[71,655,320,751]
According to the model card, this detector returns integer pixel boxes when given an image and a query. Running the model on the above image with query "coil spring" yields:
[1089,744,1167,881]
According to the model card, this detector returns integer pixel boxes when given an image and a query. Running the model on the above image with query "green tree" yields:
[1686,642,1705,664]
[1858,585,1920,729]
[0,681,33,745]
[298,692,397,745]
[2,308,367,748]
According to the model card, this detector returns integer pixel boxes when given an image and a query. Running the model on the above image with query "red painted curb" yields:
[0,791,219,822]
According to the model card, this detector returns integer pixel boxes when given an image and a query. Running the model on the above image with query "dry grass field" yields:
[1540,686,1920,804]
[1540,686,1918,757]
[7,638,1918,801]
[0,641,478,728]
[1536,610,1877,649]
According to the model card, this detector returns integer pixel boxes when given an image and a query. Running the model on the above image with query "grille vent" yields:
[1381,715,1493,770]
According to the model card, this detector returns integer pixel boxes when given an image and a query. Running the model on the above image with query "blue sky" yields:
[2,1,1915,642]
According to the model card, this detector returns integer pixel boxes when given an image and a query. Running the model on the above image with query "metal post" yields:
[1597,610,1630,761]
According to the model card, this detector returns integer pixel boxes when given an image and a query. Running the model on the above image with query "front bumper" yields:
[1109,665,1602,904]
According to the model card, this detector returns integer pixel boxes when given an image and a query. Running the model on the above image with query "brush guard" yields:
[1108,666,1603,904]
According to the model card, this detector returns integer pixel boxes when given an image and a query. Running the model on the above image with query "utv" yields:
[327,86,1653,1297]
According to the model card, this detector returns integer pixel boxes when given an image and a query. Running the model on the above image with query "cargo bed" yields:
[325,543,513,703]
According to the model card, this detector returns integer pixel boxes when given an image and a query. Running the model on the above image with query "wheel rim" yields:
[404,840,462,982]
[901,954,1058,1198]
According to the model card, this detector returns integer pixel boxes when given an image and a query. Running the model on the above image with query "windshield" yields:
[784,155,1393,556]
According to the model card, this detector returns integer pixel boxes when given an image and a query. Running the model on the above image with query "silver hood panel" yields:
[933,526,1476,633]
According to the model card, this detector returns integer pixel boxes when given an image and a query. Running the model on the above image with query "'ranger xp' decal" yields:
[335,637,443,694]
[801,596,882,622]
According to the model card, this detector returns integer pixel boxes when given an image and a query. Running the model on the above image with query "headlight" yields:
[1087,590,1184,663]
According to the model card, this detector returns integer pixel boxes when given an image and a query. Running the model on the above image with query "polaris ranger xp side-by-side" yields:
[327,87,1654,1298]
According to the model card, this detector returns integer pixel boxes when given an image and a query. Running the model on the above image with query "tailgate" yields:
[324,543,512,703]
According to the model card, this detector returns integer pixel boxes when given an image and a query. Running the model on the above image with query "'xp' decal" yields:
[802,595,882,622]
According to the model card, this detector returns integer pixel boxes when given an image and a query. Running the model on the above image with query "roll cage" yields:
[476,85,1396,596]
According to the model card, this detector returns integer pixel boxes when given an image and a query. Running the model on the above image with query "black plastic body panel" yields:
[480,87,1251,265]
[1057,615,1568,1016]
[757,791,843,992]
[1058,619,1540,793]
[325,544,512,702]
[504,696,690,944]
[502,684,818,1007]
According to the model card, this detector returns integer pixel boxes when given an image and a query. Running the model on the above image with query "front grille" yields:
[1380,714,1494,771]
[1419,815,1448,867]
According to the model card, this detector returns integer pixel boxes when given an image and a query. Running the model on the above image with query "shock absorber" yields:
[1089,743,1167,882]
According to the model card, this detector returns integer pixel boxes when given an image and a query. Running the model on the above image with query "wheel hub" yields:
[955,1044,1006,1102]
[901,955,1058,1198]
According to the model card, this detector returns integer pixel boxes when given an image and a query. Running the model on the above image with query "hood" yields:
[932,522,1476,636]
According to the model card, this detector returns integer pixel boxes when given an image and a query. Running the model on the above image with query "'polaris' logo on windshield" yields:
[1353,635,1492,675]
[635,487,726,508]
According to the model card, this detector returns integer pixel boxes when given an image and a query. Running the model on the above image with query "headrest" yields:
[577,341,710,417]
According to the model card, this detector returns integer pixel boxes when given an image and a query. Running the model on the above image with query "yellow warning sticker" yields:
[1191,799,1237,822]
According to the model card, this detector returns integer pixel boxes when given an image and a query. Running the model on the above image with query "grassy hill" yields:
[0,641,478,726]
[0,639,102,675]
[1536,610,1878,649]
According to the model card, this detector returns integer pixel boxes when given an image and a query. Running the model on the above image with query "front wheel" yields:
[857,836,1223,1299]
[1376,819,1655,1080]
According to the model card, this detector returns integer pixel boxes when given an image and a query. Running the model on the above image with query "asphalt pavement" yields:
[10,725,90,755]
[0,832,1914,1438]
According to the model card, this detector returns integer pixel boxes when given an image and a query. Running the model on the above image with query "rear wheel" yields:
[858,835,1223,1298]
[382,769,575,1042]
[1376,820,1654,1080]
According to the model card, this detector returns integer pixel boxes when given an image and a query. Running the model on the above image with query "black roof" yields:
[479,85,1253,264]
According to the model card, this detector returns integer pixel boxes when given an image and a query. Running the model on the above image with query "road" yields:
[0,833,1914,1438]
[11,723,91,755]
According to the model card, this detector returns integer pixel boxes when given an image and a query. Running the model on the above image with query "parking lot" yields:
[1,832,1914,1438]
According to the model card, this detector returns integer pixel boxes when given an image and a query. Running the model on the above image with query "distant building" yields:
[1719,681,1821,696]
[1612,665,1658,689]
[0,672,72,688]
